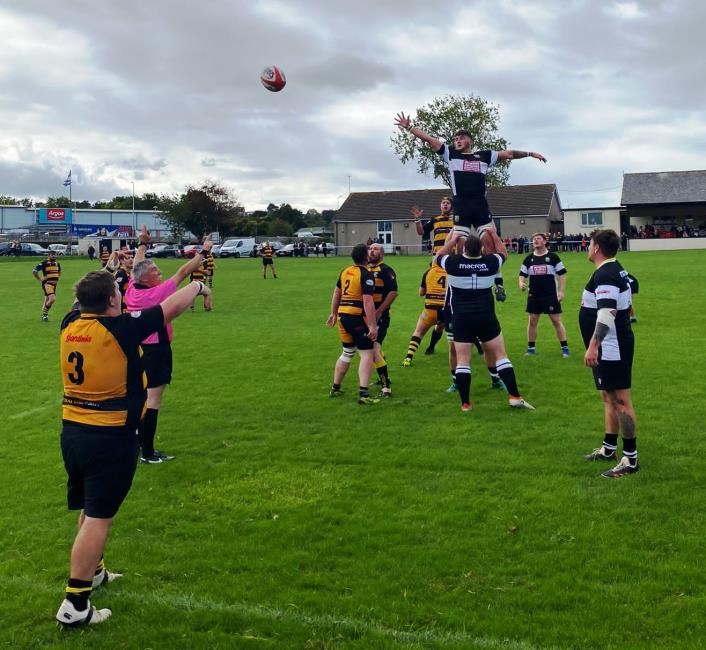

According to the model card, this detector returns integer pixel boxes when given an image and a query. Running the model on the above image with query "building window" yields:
[377,220,392,245]
[581,211,603,226]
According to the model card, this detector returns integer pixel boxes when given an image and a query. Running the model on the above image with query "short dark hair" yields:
[590,229,620,257]
[351,243,369,265]
[464,234,483,257]
[453,129,473,139]
[75,271,116,313]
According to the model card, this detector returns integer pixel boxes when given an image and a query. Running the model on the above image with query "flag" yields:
[63,170,72,187]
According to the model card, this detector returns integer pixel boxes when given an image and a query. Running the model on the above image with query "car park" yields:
[220,238,256,258]
[145,244,181,258]
[275,243,296,257]
[11,243,50,255]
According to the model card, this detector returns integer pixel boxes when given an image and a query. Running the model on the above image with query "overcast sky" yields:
[1,0,704,211]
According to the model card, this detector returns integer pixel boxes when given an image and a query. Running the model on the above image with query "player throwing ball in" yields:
[394,111,546,254]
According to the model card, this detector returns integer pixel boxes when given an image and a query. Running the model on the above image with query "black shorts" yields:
[61,425,139,519]
[526,294,562,315]
[451,312,501,344]
[376,315,390,345]
[262,258,273,265]
[141,343,172,387]
[338,314,374,351]
[592,361,632,391]
[453,197,493,231]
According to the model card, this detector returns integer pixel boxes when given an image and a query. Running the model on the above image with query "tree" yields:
[391,94,510,188]
[160,182,245,238]
[44,195,73,208]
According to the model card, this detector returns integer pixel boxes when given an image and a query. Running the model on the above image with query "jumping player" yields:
[394,111,546,256]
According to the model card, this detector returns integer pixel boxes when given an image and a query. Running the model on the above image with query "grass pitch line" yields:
[8,405,50,420]
[1,575,555,649]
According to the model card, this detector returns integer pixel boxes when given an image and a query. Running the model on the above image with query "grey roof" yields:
[335,185,560,223]
[622,171,706,205]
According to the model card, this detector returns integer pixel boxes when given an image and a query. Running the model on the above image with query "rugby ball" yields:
[260,66,286,92]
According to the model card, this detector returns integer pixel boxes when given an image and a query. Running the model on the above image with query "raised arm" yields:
[160,281,212,323]
[496,150,547,163]
[395,112,444,152]
[171,237,213,286]
[133,225,150,264]
[410,206,425,236]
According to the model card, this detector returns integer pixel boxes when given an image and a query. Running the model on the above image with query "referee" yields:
[55,270,211,626]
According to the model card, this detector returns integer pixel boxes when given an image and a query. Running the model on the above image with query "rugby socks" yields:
[495,358,520,398]
[139,408,159,459]
[560,339,569,355]
[406,336,422,360]
[622,437,638,466]
[455,366,471,405]
[359,386,370,398]
[603,433,618,455]
[95,557,105,577]
[374,359,391,388]
[527,341,536,353]
[488,364,502,385]
[65,578,92,611]
[332,383,342,392]
[426,329,443,353]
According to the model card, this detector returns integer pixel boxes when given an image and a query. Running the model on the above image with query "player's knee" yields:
[339,346,355,364]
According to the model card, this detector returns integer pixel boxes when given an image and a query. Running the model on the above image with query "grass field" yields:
[1,249,705,649]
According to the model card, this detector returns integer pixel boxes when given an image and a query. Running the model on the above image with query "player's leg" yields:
[140,383,171,463]
[357,348,379,404]
[453,342,472,411]
[331,323,354,396]
[479,338,504,390]
[272,261,277,278]
[446,320,458,392]
[585,389,620,461]
[600,388,639,477]
[483,333,534,409]
[403,312,431,366]
[526,313,540,354]
[373,341,392,396]
[548,313,569,356]
[425,319,445,355]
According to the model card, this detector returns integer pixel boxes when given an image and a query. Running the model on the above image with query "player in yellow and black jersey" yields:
[411,196,455,254]
[261,241,277,279]
[204,250,215,287]
[326,243,380,405]
[367,243,398,397]
[402,263,448,365]
[189,257,211,311]
[55,269,211,628]
[33,250,62,321]
[105,248,133,312]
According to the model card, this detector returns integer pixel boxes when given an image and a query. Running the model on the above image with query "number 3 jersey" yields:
[60,306,165,432]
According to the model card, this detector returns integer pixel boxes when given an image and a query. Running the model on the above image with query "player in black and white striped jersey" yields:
[579,229,638,478]
[519,233,570,357]
[394,112,546,254]
[433,230,534,412]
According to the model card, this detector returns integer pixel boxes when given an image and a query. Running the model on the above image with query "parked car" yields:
[276,243,296,257]
[182,244,201,258]
[146,244,181,258]
[316,242,336,255]
[48,244,68,255]
[210,244,222,257]
[12,243,50,256]
[220,238,256,258]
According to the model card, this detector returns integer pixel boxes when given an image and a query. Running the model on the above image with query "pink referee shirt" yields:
[125,277,177,344]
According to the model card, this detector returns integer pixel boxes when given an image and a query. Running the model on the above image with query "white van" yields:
[219,238,256,258]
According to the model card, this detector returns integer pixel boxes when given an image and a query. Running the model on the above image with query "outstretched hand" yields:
[138,224,150,244]
[531,152,547,163]
[202,234,213,253]
[410,205,423,220]
[394,112,411,130]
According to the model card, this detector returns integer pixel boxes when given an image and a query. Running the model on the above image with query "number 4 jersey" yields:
[60,307,165,432]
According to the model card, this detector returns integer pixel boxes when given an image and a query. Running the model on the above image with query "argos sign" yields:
[39,208,73,224]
